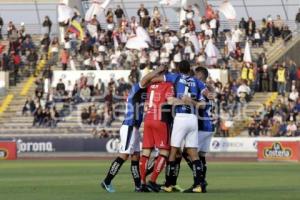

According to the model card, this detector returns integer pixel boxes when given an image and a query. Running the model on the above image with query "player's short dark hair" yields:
[178,60,191,74]
[195,66,209,80]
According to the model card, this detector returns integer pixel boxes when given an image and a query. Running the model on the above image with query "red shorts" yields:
[143,120,170,150]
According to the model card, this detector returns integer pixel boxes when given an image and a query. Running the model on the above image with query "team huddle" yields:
[101,60,215,193]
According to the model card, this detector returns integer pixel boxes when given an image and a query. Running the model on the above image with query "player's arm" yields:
[181,96,206,109]
[150,75,165,83]
[151,71,179,84]
[140,66,165,88]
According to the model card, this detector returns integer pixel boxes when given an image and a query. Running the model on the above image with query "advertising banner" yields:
[0,141,17,160]
[209,138,258,152]
[257,141,300,162]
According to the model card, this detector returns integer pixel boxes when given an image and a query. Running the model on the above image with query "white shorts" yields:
[198,131,214,152]
[119,125,140,154]
[171,113,198,148]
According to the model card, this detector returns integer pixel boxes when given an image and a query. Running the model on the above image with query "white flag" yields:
[243,40,252,63]
[159,0,180,7]
[86,23,98,38]
[85,0,113,22]
[126,37,149,50]
[136,26,152,44]
[187,33,200,55]
[218,1,237,20]
[205,39,220,65]
[58,4,74,23]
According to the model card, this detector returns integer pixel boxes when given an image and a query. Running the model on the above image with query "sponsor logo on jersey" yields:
[263,142,292,159]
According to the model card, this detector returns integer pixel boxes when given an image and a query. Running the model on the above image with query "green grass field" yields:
[0,160,300,200]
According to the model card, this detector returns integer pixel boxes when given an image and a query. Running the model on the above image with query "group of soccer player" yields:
[101,60,215,193]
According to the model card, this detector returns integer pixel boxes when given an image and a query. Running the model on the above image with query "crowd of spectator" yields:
[1,4,299,137]
[248,96,300,137]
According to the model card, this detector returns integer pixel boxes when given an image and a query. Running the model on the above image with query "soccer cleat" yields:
[135,186,142,192]
[140,184,151,192]
[173,184,184,192]
[147,181,161,192]
[101,181,115,193]
[161,186,173,193]
[201,182,208,193]
[183,185,202,193]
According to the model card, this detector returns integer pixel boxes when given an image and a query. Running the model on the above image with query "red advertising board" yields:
[0,141,17,160]
[257,141,300,162]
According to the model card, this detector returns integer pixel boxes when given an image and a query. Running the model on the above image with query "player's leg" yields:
[163,115,187,192]
[139,121,154,191]
[101,125,135,192]
[131,152,142,191]
[183,116,204,193]
[130,127,143,191]
[148,149,169,192]
[198,131,213,192]
[170,151,184,192]
[101,153,129,193]
[182,149,193,171]
[148,121,170,191]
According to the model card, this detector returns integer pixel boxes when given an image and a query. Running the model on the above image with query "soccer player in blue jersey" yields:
[101,66,165,193]
[181,66,216,193]
[151,60,207,193]
[195,66,215,192]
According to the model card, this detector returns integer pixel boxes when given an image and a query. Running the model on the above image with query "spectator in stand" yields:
[56,79,66,97]
[297,65,300,90]
[80,85,91,102]
[239,17,247,30]
[246,17,256,38]
[0,15,3,40]
[60,48,69,70]
[237,80,251,104]
[42,16,52,35]
[282,26,292,43]
[296,8,300,32]
[32,107,44,127]
[22,97,36,115]
[27,49,38,76]
[81,108,90,124]
[41,34,51,60]
[137,4,149,28]
[286,121,297,136]
[115,5,125,27]
[276,65,287,96]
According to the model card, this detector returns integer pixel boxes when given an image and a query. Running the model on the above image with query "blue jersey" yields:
[198,96,215,132]
[164,73,206,114]
[123,83,147,128]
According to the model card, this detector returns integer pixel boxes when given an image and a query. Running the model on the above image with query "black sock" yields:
[200,156,207,181]
[104,157,125,185]
[165,161,176,187]
[131,160,141,188]
[192,160,203,187]
[173,157,182,185]
[182,151,193,171]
